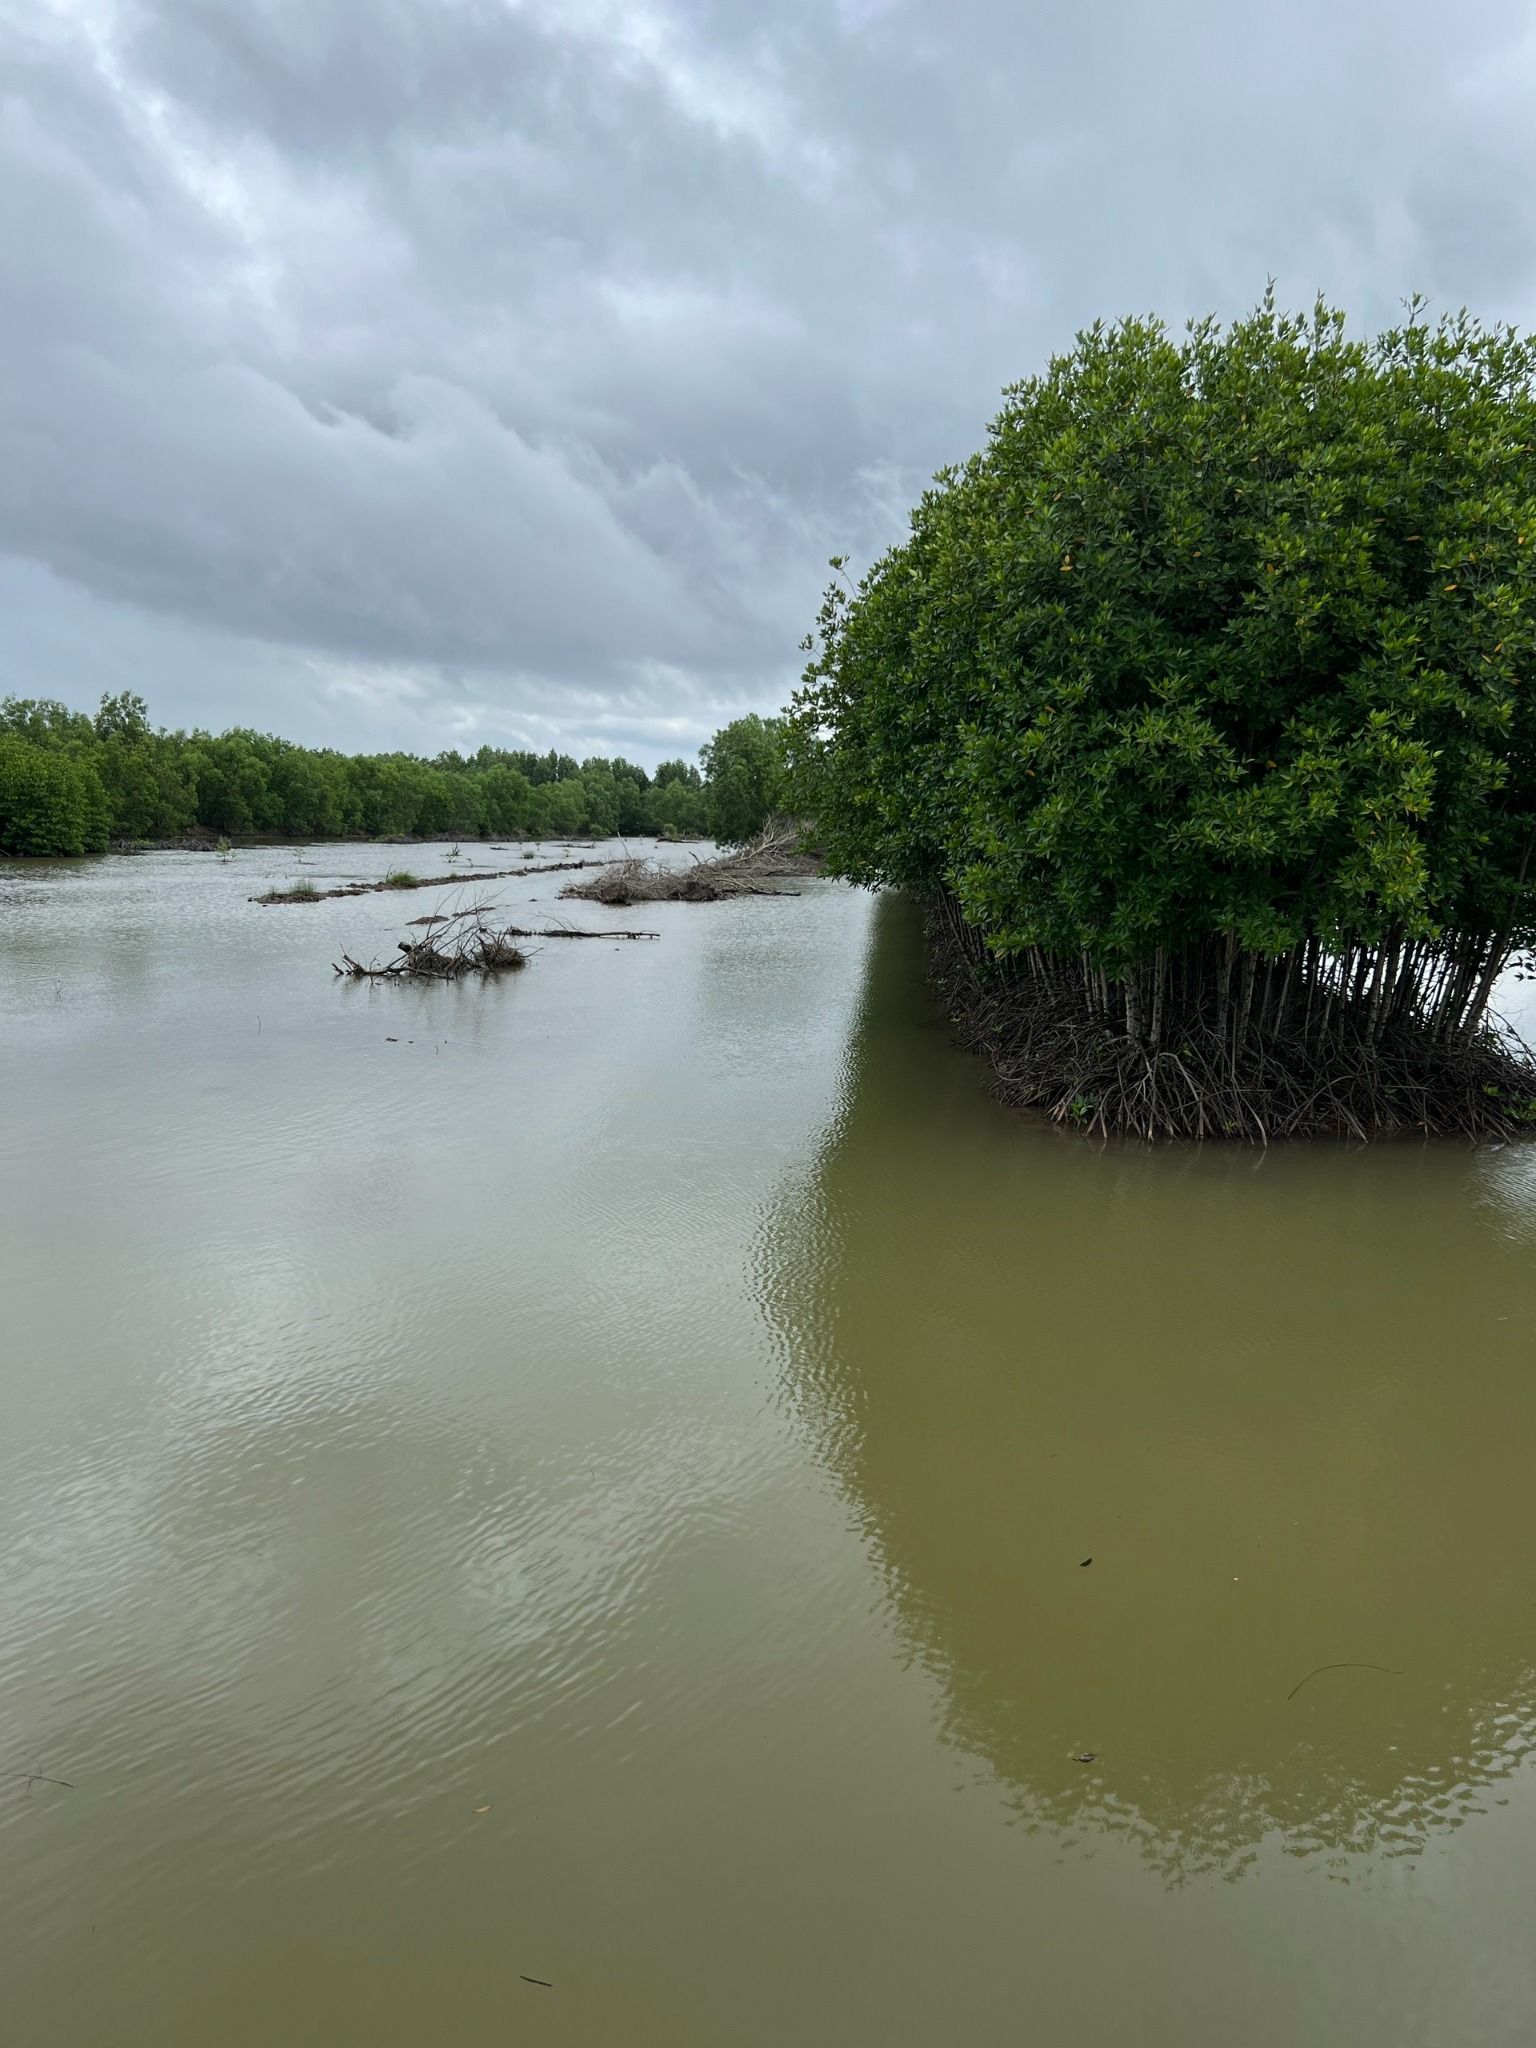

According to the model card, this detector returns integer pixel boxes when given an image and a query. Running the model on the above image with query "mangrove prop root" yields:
[561,820,819,907]
[926,905,1536,1143]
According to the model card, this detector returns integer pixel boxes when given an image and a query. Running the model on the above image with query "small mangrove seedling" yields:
[383,869,421,889]
[253,876,325,904]
[215,835,233,860]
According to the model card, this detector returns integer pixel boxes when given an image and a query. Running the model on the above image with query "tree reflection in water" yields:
[758,893,1536,1881]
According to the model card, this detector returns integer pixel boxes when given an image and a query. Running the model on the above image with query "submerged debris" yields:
[334,902,663,980]
[1286,1661,1403,1702]
[409,915,659,942]
[334,905,530,981]
[256,856,613,905]
[561,820,819,906]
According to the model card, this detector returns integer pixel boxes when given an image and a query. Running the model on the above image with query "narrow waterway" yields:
[4,845,1536,2044]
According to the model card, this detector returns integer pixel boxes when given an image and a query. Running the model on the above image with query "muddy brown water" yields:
[4,842,1536,2045]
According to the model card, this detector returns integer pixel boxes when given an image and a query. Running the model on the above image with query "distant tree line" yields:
[0,693,786,858]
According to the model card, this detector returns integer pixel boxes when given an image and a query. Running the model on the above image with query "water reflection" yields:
[761,894,1536,1880]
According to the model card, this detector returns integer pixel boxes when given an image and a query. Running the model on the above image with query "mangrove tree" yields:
[788,295,1536,1138]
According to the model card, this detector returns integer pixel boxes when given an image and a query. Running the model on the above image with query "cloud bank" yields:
[4,0,1536,758]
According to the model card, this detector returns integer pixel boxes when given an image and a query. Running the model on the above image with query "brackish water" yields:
[4,843,1536,2045]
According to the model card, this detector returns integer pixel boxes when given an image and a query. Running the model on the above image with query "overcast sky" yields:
[4,0,1536,764]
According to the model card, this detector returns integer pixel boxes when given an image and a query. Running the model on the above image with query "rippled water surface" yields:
[5,842,1536,2045]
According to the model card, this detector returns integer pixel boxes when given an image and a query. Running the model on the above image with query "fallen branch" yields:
[406,912,658,939]
[498,924,658,941]
[255,857,612,905]
[1287,1661,1403,1702]
[334,905,529,980]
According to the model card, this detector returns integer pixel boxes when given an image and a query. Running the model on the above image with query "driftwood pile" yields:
[334,905,529,981]
[334,902,662,981]
[562,820,819,907]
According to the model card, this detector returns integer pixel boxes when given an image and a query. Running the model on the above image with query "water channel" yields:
[4,842,1536,2043]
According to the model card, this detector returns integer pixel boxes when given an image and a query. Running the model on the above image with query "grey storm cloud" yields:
[3,0,1536,759]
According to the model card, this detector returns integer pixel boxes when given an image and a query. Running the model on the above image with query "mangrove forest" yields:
[0,695,787,859]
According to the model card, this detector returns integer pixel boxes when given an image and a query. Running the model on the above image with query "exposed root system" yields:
[562,821,819,906]
[928,901,1536,1142]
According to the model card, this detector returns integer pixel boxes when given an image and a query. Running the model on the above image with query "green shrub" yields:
[0,736,111,856]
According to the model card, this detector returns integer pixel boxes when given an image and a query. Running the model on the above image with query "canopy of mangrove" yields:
[788,295,1536,1138]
